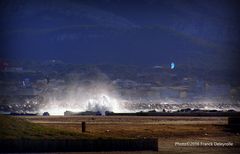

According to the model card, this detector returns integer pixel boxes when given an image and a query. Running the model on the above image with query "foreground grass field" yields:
[1,115,240,153]
[22,116,240,154]
[0,115,97,139]
[21,116,230,138]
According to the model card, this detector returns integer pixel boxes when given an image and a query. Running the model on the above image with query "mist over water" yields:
[38,81,129,115]
[38,80,240,115]
[0,64,239,115]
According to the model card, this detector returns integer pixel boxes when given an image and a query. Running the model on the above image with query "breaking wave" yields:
[38,82,129,115]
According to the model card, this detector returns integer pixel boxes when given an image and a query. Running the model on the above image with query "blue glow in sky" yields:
[171,62,175,70]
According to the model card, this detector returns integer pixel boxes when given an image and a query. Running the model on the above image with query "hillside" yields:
[0,115,92,139]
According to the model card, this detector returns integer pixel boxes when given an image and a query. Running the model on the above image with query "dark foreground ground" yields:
[0,115,239,153]
[17,115,240,154]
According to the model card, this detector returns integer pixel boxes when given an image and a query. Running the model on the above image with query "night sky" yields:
[0,0,240,70]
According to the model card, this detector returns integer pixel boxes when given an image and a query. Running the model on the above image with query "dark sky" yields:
[0,0,240,69]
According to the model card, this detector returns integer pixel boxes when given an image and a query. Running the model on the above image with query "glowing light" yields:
[171,62,175,69]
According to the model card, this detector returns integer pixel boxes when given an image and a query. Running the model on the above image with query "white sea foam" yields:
[38,82,129,115]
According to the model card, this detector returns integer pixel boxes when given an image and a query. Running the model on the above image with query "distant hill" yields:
[0,0,239,70]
